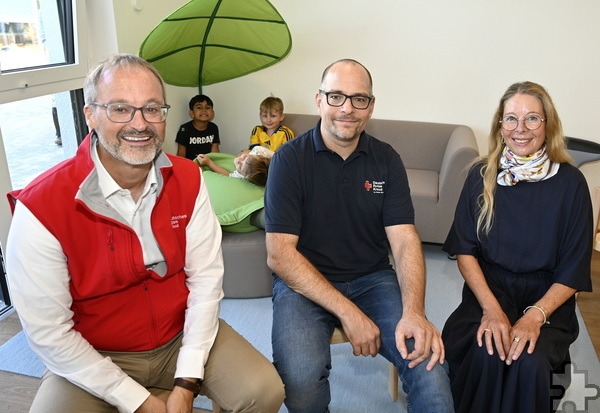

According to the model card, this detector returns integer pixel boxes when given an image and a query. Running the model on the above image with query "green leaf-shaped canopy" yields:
[139,0,292,90]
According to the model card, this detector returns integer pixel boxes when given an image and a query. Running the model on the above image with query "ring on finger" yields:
[484,328,492,333]
[513,337,521,343]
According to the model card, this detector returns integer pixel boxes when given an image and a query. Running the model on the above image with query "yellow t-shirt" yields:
[249,125,295,152]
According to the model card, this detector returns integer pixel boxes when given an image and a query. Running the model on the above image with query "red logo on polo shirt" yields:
[364,181,373,191]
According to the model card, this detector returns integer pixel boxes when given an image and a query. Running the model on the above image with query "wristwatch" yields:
[173,377,202,398]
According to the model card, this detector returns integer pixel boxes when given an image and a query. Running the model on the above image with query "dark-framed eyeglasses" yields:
[91,102,170,123]
[319,90,374,110]
[500,114,545,131]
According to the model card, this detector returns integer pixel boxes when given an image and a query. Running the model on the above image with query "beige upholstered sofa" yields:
[220,114,479,298]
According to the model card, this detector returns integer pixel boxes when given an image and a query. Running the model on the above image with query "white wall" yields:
[111,0,600,191]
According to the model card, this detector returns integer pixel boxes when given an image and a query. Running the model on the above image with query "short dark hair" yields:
[188,94,214,110]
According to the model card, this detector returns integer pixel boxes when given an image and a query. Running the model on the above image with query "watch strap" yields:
[173,377,201,398]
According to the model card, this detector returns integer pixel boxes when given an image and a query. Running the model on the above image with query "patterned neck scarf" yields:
[497,145,559,186]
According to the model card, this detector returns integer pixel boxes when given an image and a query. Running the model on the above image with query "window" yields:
[0,0,90,316]
[1,1,75,71]
[0,89,86,188]
[0,0,88,98]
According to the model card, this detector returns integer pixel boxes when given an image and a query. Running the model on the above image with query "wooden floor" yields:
[576,248,600,356]
[1,250,599,412]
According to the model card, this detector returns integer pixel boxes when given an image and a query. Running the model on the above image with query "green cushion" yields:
[201,153,264,233]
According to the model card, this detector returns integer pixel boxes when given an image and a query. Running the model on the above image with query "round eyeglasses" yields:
[500,114,545,131]
[91,102,170,123]
[319,90,374,110]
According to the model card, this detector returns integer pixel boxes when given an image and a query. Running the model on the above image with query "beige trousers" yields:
[29,319,284,413]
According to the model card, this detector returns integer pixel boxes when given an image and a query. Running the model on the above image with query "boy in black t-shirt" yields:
[176,95,221,160]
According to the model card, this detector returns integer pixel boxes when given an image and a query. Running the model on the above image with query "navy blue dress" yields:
[442,162,593,413]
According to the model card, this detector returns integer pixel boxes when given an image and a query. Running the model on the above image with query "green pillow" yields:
[200,153,264,233]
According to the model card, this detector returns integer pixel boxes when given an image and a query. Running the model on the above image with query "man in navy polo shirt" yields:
[264,59,453,412]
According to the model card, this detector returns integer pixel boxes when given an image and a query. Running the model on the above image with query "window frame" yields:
[0,244,10,319]
[0,0,89,102]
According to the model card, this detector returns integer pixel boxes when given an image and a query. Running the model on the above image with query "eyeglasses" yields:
[319,90,374,110]
[91,102,170,123]
[500,114,545,131]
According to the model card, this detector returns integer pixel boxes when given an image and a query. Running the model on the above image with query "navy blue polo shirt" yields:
[265,121,415,282]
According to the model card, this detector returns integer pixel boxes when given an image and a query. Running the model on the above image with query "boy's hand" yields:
[194,154,209,166]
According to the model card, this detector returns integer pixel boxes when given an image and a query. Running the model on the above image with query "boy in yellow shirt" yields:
[249,96,295,152]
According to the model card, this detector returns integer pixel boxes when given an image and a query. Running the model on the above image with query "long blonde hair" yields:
[477,81,573,236]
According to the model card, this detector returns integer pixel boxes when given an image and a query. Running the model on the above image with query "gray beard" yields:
[98,135,160,166]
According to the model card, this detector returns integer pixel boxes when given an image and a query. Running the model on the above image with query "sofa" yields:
[220,114,479,298]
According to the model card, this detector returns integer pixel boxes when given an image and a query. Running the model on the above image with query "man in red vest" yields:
[6,53,283,413]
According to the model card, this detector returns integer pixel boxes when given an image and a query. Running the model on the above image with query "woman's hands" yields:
[456,256,576,365]
[477,306,511,361]
[504,306,545,364]
[478,307,543,364]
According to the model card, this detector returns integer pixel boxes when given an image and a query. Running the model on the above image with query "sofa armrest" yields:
[439,125,479,203]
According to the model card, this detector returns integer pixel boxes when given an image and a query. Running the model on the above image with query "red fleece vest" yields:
[11,134,201,351]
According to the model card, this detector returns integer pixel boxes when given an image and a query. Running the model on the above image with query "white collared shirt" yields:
[92,144,165,273]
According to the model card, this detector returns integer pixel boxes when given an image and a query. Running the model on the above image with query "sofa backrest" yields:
[283,113,319,138]
[283,113,468,171]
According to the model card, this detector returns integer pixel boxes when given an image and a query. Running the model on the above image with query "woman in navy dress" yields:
[442,81,593,413]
